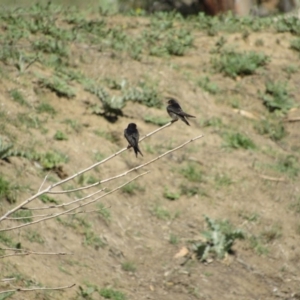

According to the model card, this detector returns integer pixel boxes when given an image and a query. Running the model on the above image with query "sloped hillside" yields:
[0,3,300,300]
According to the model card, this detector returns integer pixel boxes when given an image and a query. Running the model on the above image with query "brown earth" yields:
[0,10,300,300]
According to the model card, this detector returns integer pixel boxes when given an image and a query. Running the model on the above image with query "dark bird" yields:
[124,123,143,157]
[166,98,196,126]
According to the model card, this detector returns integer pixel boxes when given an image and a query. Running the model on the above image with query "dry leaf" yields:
[174,246,189,259]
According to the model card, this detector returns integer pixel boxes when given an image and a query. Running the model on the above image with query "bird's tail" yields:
[134,146,143,157]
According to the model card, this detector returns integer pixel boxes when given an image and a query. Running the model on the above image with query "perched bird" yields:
[124,123,143,157]
[166,98,196,126]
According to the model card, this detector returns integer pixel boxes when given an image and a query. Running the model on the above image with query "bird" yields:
[124,123,143,157]
[166,98,196,126]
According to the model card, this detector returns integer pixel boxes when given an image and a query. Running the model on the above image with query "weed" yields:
[273,155,299,179]
[38,76,76,99]
[169,234,179,245]
[11,210,32,223]
[261,224,282,243]
[260,81,294,113]
[63,119,82,133]
[77,174,98,185]
[0,175,15,203]
[222,132,256,150]
[0,232,16,247]
[0,138,29,161]
[254,118,286,141]
[249,235,269,255]
[289,196,300,214]
[94,151,105,162]
[163,188,180,200]
[94,130,120,144]
[53,130,68,141]
[283,64,298,77]
[197,76,219,94]
[25,230,44,244]
[214,173,232,188]
[122,182,144,195]
[180,163,203,182]
[34,150,68,170]
[99,288,126,300]
[144,115,169,126]
[212,50,269,78]
[191,216,244,261]
[201,117,223,129]
[39,194,59,205]
[36,102,56,116]
[83,230,105,250]
[180,184,200,197]
[9,89,29,107]
[97,203,111,222]
[151,205,171,220]
[17,113,42,129]
[121,261,136,272]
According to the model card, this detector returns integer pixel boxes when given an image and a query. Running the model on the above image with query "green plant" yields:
[222,132,256,150]
[34,150,68,170]
[83,230,105,250]
[214,173,232,188]
[213,50,269,78]
[249,235,269,255]
[180,184,200,197]
[163,188,180,200]
[94,130,120,143]
[254,118,286,141]
[180,163,203,182]
[197,76,219,94]
[169,234,179,245]
[289,197,300,214]
[274,155,299,179]
[144,115,169,126]
[0,232,16,247]
[260,81,294,113]
[151,205,171,220]
[38,76,76,98]
[53,130,68,141]
[0,138,29,161]
[121,182,144,195]
[11,210,32,223]
[39,194,59,205]
[0,175,15,203]
[36,102,56,115]
[9,89,29,107]
[97,203,111,222]
[99,288,126,300]
[191,216,244,261]
[25,230,44,244]
[121,261,136,272]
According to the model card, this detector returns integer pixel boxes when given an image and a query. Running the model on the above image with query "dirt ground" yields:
[0,8,300,300]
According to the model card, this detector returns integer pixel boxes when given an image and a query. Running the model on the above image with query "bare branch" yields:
[49,134,204,195]
[0,250,72,259]
[25,188,106,211]
[0,283,76,295]
[0,122,172,222]
[47,121,172,190]
[0,171,150,232]
[38,172,50,192]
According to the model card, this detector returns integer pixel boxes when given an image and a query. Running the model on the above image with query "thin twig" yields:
[1,171,150,232]
[0,283,76,295]
[49,133,203,195]
[38,172,50,193]
[26,188,106,211]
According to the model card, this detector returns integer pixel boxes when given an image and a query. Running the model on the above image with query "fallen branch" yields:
[259,175,286,182]
[0,283,76,295]
[283,117,300,123]
[0,249,72,259]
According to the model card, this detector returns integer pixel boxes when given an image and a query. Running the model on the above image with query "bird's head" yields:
[128,123,137,129]
[166,98,178,105]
